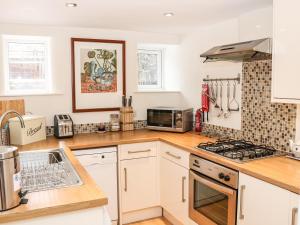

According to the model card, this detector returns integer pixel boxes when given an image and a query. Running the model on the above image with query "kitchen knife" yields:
[128,96,132,107]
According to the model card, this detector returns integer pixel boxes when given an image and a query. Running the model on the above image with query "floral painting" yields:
[71,38,126,112]
[80,48,117,93]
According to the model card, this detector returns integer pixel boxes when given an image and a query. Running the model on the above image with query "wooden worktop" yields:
[0,144,108,224]
[2,129,300,223]
[27,129,300,195]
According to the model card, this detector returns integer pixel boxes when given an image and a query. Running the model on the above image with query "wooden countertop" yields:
[0,144,108,224]
[2,129,300,223]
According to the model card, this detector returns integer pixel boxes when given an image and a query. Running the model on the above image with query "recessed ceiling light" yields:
[65,3,78,7]
[164,12,174,17]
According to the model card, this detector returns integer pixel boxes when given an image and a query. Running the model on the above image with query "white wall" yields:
[178,19,242,130]
[178,6,273,130]
[0,24,184,125]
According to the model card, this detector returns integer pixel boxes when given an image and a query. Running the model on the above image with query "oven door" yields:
[189,170,237,225]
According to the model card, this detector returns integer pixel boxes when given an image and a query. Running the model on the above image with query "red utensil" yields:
[201,83,209,122]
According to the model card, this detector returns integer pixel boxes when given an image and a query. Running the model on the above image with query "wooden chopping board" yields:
[0,99,25,126]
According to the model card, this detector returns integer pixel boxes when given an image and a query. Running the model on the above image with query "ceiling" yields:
[0,0,272,35]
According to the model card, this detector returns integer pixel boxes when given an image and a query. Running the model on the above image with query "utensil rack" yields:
[203,73,241,84]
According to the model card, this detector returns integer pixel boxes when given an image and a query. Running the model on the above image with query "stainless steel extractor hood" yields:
[200,38,272,62]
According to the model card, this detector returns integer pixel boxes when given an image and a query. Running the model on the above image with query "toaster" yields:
[54,114,74,138]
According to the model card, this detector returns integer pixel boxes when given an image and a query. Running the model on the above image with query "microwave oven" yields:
[147,107,193,132]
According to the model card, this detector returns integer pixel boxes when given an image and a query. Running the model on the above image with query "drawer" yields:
[160,142,190,168]
[119,142,157,160]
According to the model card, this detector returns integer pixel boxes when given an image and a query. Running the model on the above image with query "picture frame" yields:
[71,38,126,113]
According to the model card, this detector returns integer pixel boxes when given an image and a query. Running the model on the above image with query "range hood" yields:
[200,38,272,62]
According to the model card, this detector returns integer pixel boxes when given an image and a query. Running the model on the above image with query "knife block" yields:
[120,107,134,131]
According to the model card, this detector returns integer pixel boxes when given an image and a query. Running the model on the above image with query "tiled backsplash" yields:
[203,59,297,151]
[46,120,147,136]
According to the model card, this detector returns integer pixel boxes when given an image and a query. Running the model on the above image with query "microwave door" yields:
[147,110,173,128]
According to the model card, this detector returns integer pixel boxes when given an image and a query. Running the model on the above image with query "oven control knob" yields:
[218,173,225,179]
[224,175,231,182]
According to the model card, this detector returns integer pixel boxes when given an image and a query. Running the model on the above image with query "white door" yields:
[289,192,300,225]
[120,157,159,212]
[272,0,300,102]
[160,157,190,225]
[237,173,290,225]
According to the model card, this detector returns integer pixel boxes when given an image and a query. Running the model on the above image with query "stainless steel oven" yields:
[189,154,238,225]
[147,107,193,132]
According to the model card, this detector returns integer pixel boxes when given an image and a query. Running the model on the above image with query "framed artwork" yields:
[71,38,126,112]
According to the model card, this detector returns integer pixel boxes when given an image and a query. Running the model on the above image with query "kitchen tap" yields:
[0,110,25,145]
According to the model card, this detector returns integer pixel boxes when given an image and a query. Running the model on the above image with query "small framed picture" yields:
[71,38,126,112]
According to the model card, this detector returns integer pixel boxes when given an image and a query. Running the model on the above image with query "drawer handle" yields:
[166,151,181,160]
[128,149,151,154]
[124,168,127,192]
[292,208,298,225]
[239,185,246,220]
[182,176,186,203]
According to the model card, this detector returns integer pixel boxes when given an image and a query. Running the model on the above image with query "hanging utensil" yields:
[223,81,231,118]
[229,81,240,111]
[201,83,209,122]
[217,81,224,117]
[214,81,220,109]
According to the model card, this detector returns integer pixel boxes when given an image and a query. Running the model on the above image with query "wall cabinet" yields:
[272,0,300,103]
[237,173,299,225]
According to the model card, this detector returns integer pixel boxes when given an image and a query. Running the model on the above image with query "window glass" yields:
[3,35,51,94]
[138,49,163,90]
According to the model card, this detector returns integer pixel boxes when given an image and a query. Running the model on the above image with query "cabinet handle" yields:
[166,151,181,160]
[292,208,298,225]
[124,168,127,192]
[182,176,186,203]
[239,185,246,220]
[128,149,151,154]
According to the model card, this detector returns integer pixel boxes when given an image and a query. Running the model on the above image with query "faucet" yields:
[0,110,25,145]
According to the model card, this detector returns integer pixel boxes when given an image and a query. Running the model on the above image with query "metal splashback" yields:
[200,38,272,62]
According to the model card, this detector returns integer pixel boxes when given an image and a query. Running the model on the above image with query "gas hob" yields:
[196,139,286,163]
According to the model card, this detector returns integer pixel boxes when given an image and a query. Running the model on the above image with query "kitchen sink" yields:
[20,148,83,192]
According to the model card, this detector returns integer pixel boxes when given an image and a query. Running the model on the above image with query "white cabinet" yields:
[120,156,159,213]
[160,157,190,225]
[237,173,299,225]
[272,0,300,103]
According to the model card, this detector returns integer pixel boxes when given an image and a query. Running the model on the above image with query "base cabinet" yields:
[237,173,299,225]
[120,156,159,213]
[160,156,193,225]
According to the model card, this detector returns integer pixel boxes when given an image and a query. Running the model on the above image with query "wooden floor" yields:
[128,217,172,225]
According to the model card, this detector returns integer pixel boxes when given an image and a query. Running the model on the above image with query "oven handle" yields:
[190,170,236,196]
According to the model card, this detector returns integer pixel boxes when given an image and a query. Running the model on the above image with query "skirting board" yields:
[122,206,162,224]
[163,209,184,225]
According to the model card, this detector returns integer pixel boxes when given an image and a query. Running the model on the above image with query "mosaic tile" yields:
[203,59,297,151]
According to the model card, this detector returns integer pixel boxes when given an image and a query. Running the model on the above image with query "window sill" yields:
[134,90,181,93]
[0,92,64,97]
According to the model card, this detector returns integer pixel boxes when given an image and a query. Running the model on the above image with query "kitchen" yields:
[0,0,300,225]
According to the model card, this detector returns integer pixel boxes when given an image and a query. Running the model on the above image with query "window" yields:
[137,48,163,90]
[3,35,51,95]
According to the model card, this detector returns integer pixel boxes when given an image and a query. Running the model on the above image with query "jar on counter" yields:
[110,114,120,132]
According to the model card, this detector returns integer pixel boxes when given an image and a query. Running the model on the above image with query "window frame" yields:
[137,48,164,90]
[2,35,52,95]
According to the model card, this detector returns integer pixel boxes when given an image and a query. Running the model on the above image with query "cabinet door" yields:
[237,173,290,225]
[289,192,300,225]
[160,156,190,225]
[272,0,300,102]
[120,157,159,212]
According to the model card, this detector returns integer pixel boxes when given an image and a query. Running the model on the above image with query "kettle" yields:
[289,140,300,158]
